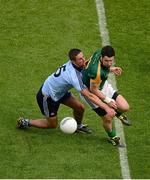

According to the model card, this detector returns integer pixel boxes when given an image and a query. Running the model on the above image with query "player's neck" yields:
[71,62,83,72]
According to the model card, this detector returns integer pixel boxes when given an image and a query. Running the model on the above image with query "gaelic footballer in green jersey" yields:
[81,46,131,146]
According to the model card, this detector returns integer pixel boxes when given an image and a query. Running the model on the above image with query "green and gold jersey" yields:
[82,49,110,90]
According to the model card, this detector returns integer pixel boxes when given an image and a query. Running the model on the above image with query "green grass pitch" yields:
[0,0,149,178]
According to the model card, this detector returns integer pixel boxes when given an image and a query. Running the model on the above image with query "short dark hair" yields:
[101,45,115,57]
[68,48,81,61]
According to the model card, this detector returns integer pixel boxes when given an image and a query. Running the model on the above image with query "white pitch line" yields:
[95,0,131,179]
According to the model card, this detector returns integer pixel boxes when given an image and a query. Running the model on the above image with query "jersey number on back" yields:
[54,65,66,77]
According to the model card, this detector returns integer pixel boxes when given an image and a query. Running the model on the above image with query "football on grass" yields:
[60,117,77,134]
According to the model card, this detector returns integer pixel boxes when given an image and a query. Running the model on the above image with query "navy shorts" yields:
[36,87,71,117]
[93,91,119,116]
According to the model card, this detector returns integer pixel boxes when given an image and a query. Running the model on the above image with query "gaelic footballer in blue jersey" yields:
[17,49,112,134]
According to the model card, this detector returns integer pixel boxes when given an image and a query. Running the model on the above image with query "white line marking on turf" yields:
[95,0,131,179]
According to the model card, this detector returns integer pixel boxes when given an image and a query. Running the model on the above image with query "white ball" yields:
[60,117,77,134]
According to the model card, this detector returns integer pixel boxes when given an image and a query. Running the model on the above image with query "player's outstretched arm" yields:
[90,79,117,109]
[80,88,116,117]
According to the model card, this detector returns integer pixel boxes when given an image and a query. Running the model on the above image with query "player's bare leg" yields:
[17,116,58,129]
[62,95,84,123]
[30,116,58,128]
[62,95,91,133]
[101,114,113,132]
[115,95,129,112]
[102,114,120,146]
[115,95,131,126]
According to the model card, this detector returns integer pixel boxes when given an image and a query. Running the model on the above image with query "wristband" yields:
[103,96,112,104]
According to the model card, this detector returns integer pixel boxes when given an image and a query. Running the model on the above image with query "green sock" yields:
[106,129,116,138]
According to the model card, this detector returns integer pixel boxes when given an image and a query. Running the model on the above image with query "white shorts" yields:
[80,80,117,109]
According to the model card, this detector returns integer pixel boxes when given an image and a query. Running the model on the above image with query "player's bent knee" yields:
[49,124,57,128]
[122,103,130,112]
[46,117,58,128]
[125,104,129,112]
[104,119,112,123]
[105,113,115,119]
[45,122,57,129]
[103,114,113,122]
